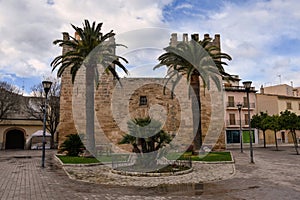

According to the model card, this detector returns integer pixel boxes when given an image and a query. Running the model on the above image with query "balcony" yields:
[243,103,256,109]
[224,85,256,92]
[226,120,250,127]
[226,102,255,109]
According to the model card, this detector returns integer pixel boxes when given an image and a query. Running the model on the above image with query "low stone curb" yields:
[111,167,193,177]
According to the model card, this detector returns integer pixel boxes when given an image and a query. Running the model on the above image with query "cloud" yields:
[53,0,172,34]
[163,0,300,89]
[0,0,172,93]
[174,3,193,10]
[1,0,300,94]
[0,0,62,81]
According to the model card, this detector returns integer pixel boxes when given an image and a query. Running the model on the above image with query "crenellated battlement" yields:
[170,33,221,49]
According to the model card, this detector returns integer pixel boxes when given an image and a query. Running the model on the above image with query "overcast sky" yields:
[0,0,299,94]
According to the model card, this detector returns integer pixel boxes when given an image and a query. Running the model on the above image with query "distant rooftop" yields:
[260,84,300,97]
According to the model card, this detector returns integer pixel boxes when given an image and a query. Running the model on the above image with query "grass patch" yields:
[166,151,232,162]
[98,154,129,163]
[57,155,100,164]
[57,152,231,164]
[57,154,129,164]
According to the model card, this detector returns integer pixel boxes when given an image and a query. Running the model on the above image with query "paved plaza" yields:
[0,146,299,199]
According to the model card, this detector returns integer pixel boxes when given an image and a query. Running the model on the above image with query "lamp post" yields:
[42,80,52,168]
[243,81,254,163]
[237,103,243,153]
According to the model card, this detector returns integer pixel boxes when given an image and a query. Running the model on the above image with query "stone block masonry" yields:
[58,32,225,151]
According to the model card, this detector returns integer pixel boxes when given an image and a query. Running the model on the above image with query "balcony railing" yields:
[243,103,255,108]
[224,85,256,91]
[226,120,250,127]
[226,102,255,108]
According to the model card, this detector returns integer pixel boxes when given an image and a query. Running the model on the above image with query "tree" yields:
[264,115,281,150]
[154,34,232,152]
[251,112,269,148]
[0,81,21,121]
[119,117,172,166]
[279,110,299,155]
[51,20,128,154]
[26,79,60,148]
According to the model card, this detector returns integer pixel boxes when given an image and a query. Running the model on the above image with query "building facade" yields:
[223,75,258,146]
[256,84,300,144]
[0,94,44,149]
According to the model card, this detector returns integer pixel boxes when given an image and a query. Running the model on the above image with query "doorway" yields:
[5,129,25,149]
[281,131,285,143]
[226,130,240,144]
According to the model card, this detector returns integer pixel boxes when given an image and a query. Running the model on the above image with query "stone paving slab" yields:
[1,146,299,199]
[0,150,216,199]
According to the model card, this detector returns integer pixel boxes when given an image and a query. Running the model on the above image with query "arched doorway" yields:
[5,129,25,149]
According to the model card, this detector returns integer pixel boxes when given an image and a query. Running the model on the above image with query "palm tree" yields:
[154,34,232,152]
[119,117,172,167]
[51,20,128,154]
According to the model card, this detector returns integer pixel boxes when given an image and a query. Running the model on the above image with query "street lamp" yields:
[243,81,254,163]
[42,80,52,168]
[237,103,243,153]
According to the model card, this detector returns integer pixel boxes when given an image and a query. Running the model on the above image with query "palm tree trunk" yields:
[85,64,96,155]
[190,73,202,153]
[140,138,147,153]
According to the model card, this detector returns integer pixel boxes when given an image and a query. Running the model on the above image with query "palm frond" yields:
[51,20,128,85]
[155,35,232,94]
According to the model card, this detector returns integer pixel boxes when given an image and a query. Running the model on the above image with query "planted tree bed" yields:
[112,164,193,177]
[116,164,190,173]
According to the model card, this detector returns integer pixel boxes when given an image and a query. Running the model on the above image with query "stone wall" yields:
[58,32,226,150]
[57,32,77,144]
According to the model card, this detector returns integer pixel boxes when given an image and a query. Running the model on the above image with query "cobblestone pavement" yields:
[0,146,299,199]
[205,145,300,200]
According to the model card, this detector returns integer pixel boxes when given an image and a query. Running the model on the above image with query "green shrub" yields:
[119,117,172,154]
[59,134,85,156]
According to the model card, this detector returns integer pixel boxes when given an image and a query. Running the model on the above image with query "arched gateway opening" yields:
[5,129,25,149]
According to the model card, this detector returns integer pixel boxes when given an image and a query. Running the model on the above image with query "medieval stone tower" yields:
[57,32,225,151]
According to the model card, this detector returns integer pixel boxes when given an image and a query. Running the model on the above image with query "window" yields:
[298,103,300,110]
[139,96,147,106]
[244,114,249,125]
[228,96,235,107]
[243,97,248,108]
[286,102,292,110]
[229,114,236,125]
